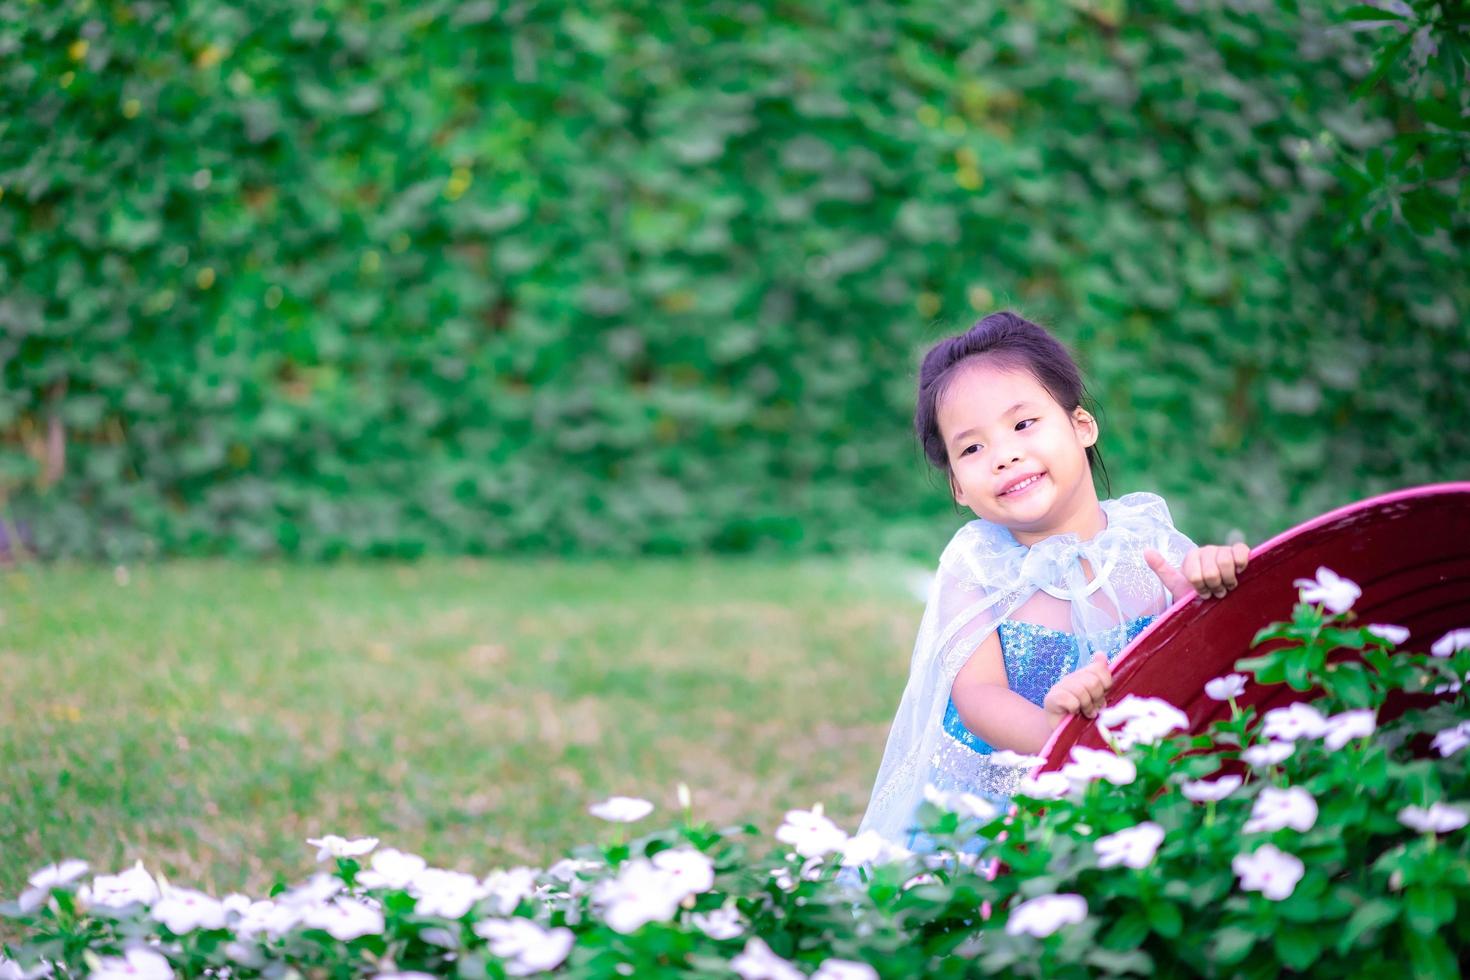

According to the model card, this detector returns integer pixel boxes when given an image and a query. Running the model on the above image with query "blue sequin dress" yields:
[907,614,1155,851]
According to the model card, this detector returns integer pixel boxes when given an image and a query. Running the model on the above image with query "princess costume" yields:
[858,492,1196,846]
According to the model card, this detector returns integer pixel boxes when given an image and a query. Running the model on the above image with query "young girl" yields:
[859,311,1250,847]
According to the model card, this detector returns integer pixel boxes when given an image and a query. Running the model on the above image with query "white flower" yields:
[1005,893,1087,937]
[1366,624,1410,645]
[813,959,879,980]
[306,835,379,862]
[234,899,298,939]
[482,867,539,914]
[356,849,428,890]
[730,938,804,980]
[988,749,1046,768]
[18,860,88,913]
[1261,702,1328,742]
[1098,695,1189,749]
[1181,775,1243,802]
[84,861,159,909]
[1241,742,1294,767]
[1431,628,1470,658]
[1204,673,1248,701]
[546,858,600,882]
[923,785,998,821]
[769,856,824,892]
[1017,771,1072,800]
[376,974,438,980]
[1094,822,1165,870]
[1397,803,1469,834]
[1233,844,1304,900]
[90,948,172,980]
[1244,787,1318,833]
[591,859,683,934]
[1060,746,1136,786]
[0,957,52,980]
[419,926,458,949]
[474,918,575,976]
[151,887,228,934]
[1322,709,1376,751]
[902,872,939,890]
[775,804,849,858]
[691,905,744,940]
[588,795,654,823]
[279,872,343,908]
[301,898,384,941]
[840,830,914,868]
[1431,721,1470,757]
[1293,567,1361,614]
[411,868,484,919]
[677,782,693,809]
[651,848,715,898]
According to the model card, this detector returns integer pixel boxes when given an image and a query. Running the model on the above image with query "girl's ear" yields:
[1073,408,1099,448]
[948,469,968,506]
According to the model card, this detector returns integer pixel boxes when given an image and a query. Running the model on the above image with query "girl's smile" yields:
[935,359,1102,545]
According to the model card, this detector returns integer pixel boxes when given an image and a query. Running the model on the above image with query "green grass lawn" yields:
[0,558,922,900]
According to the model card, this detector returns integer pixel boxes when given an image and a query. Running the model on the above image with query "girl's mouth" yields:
[999,473,1046,498]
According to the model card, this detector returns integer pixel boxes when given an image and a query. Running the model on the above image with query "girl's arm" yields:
[949,631,1059,755]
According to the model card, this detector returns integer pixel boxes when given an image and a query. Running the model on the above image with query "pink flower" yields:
[1321,709,1376,751]
[1204,674,1248,701]
[1005,894,1087,937]
[1233,844,1304,900]
[1097,696,1188,749]
[1181,775,1242,802]
[588,796,654,823]
[1397,803,1469,835]
[1261,702,1328,742]
[1292,567,1360,614]
[1430,721,1470,757]
[731,938,803,980]
[1093,822,1165,869]
[1243,787,1317,834]
[775,804,848,858]
[1017,771,1071,800]
[1060,746,1136,786]
[1241,742,1294,768]
[1366,624,1409,645]
[1431,629,1470,658]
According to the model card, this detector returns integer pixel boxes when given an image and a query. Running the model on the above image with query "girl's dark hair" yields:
[914,310,1111,498]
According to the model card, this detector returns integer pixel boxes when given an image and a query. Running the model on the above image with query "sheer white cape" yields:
[858,492,1195,844]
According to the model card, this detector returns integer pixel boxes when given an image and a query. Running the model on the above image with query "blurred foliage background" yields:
[1,0,1466,560]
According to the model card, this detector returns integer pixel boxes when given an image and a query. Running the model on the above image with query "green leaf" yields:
[1405,886,1455,935]
[1338,898,1399,952]
[1342,4,1410,21]
[1145,899,1183,939]
[1211,925,1259,965]
[1404,926,1457,979]
[1285,653,1313,691]
[1103,910,1151,950]
[1275,923,1324,970]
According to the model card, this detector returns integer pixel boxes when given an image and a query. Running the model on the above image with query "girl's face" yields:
[936,360,1100,540]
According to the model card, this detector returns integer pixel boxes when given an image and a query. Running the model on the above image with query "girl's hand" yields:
[1043,652,1113,725]
[1144,543,1251,600]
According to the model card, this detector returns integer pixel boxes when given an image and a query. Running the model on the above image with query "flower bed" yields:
[4,572,1468,978]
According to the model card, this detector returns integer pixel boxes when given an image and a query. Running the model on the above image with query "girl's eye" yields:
[1016,418,1038,431]
[961,444,981,457]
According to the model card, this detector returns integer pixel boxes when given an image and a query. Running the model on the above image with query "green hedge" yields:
[1,0,1466,559]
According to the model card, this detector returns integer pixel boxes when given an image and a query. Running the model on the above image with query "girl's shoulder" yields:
[1104,490,1178,527]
